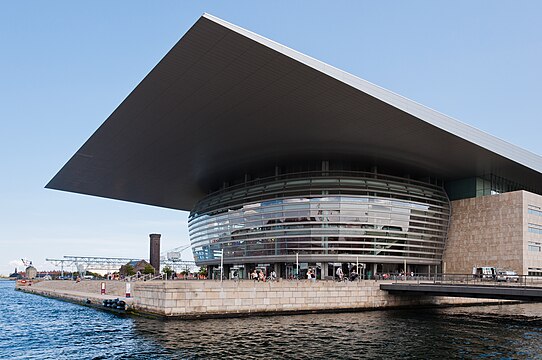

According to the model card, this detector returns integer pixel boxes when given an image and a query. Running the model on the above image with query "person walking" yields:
[336,266,344,281]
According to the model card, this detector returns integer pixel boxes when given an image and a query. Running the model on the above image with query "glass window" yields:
[528,244,541,252]
[528,206,542,217]
[529,223,542,235]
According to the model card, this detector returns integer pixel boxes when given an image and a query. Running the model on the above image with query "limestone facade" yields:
[524,192,542,275]
[443,190,542,275]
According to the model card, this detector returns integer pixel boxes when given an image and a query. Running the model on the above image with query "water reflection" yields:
[133,305,542,359]
[2,280,542,360]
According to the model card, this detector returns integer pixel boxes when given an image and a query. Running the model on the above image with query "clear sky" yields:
[1,1,541,276]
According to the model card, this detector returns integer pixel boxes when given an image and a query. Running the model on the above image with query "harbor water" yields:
[1,280,542,359]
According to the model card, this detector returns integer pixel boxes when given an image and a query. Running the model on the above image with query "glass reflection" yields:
[190,173,450,263]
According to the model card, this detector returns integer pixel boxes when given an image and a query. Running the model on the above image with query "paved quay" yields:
[16,280,134,311]
[16,279,511,319]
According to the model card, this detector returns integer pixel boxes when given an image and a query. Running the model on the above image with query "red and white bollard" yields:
[100,282,106,295]
[125,282,131,298]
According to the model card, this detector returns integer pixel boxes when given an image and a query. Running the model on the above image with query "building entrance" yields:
[285,265,296,279]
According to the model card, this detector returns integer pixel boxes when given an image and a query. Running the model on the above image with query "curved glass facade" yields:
[189,171,450,266]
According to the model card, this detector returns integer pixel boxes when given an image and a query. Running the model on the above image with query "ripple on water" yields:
[1,281,542,359]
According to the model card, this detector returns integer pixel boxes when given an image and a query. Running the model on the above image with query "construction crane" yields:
[46,256,141,277]
[45,258,74,278]
[43,244,196,276]
[161,243,192,261]
[21,258,32,267]
[160,244,196,273]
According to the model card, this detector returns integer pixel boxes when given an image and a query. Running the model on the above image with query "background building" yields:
[119,260,154,277]
[47,15,542,278]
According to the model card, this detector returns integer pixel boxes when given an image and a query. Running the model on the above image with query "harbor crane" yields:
[45,243,197,275]
[21,258,32,267]
[161,244,196,273]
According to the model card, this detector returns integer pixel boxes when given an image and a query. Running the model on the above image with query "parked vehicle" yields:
[473,266,497,280]
[496,270,519,282]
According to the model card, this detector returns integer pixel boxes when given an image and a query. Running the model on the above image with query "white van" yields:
[473,266,496,280]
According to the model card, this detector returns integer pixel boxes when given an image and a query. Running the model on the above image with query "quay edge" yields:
[15,280,515,319]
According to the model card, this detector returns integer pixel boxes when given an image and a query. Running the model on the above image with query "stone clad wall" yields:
[524,192,542,274]
[16,279,505,318]
[132,280,494,317]
[443,191,524,275]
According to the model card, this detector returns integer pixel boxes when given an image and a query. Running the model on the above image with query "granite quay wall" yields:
[132,280,501,318]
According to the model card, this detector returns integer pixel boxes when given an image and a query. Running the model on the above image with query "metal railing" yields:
[387,273,542,288]
[124,273,164,282]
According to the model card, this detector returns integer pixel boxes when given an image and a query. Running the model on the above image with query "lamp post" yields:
[220,249,224,283]
[356,256,359,282]
[296,252,299,280]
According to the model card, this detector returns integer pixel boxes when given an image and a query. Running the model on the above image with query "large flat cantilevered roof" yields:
[47,14,542,211]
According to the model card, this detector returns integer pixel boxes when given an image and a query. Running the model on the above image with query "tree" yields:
[143,264,155,275]
[162,265,173,279]
[199,265,208,277]
[123,264,135,277]
[87,271,102,279]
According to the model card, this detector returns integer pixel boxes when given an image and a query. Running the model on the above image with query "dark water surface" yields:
[1,281,542,359]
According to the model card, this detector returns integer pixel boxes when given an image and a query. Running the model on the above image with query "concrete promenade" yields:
[16,279,133,309]
[16,279,510,319]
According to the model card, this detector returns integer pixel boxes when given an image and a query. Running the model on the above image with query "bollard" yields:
[125,282,131,298]
[101,282,106,295]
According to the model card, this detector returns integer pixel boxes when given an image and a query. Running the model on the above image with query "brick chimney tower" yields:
[149,233,161,274]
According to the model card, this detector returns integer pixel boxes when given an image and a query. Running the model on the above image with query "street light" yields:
[356,256,359,282]
[220,249,224,283]
[296,252,299,280]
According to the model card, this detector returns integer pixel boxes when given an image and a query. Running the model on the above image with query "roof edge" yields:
[202,13,542,174]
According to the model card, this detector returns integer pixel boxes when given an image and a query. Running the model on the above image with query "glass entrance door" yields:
[286,265,295,279]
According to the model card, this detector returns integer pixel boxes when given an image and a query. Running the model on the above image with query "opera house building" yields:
[47,14,542,279]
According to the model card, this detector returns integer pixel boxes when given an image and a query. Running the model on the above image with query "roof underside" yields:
[46,14,542,211]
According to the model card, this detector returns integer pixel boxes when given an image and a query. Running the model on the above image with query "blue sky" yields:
[1,1,541,275]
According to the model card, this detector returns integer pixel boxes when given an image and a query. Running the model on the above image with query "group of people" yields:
[336,267,360,281]
[380,271,414,280]
[251,269,277,282]
[242,267,366,281]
